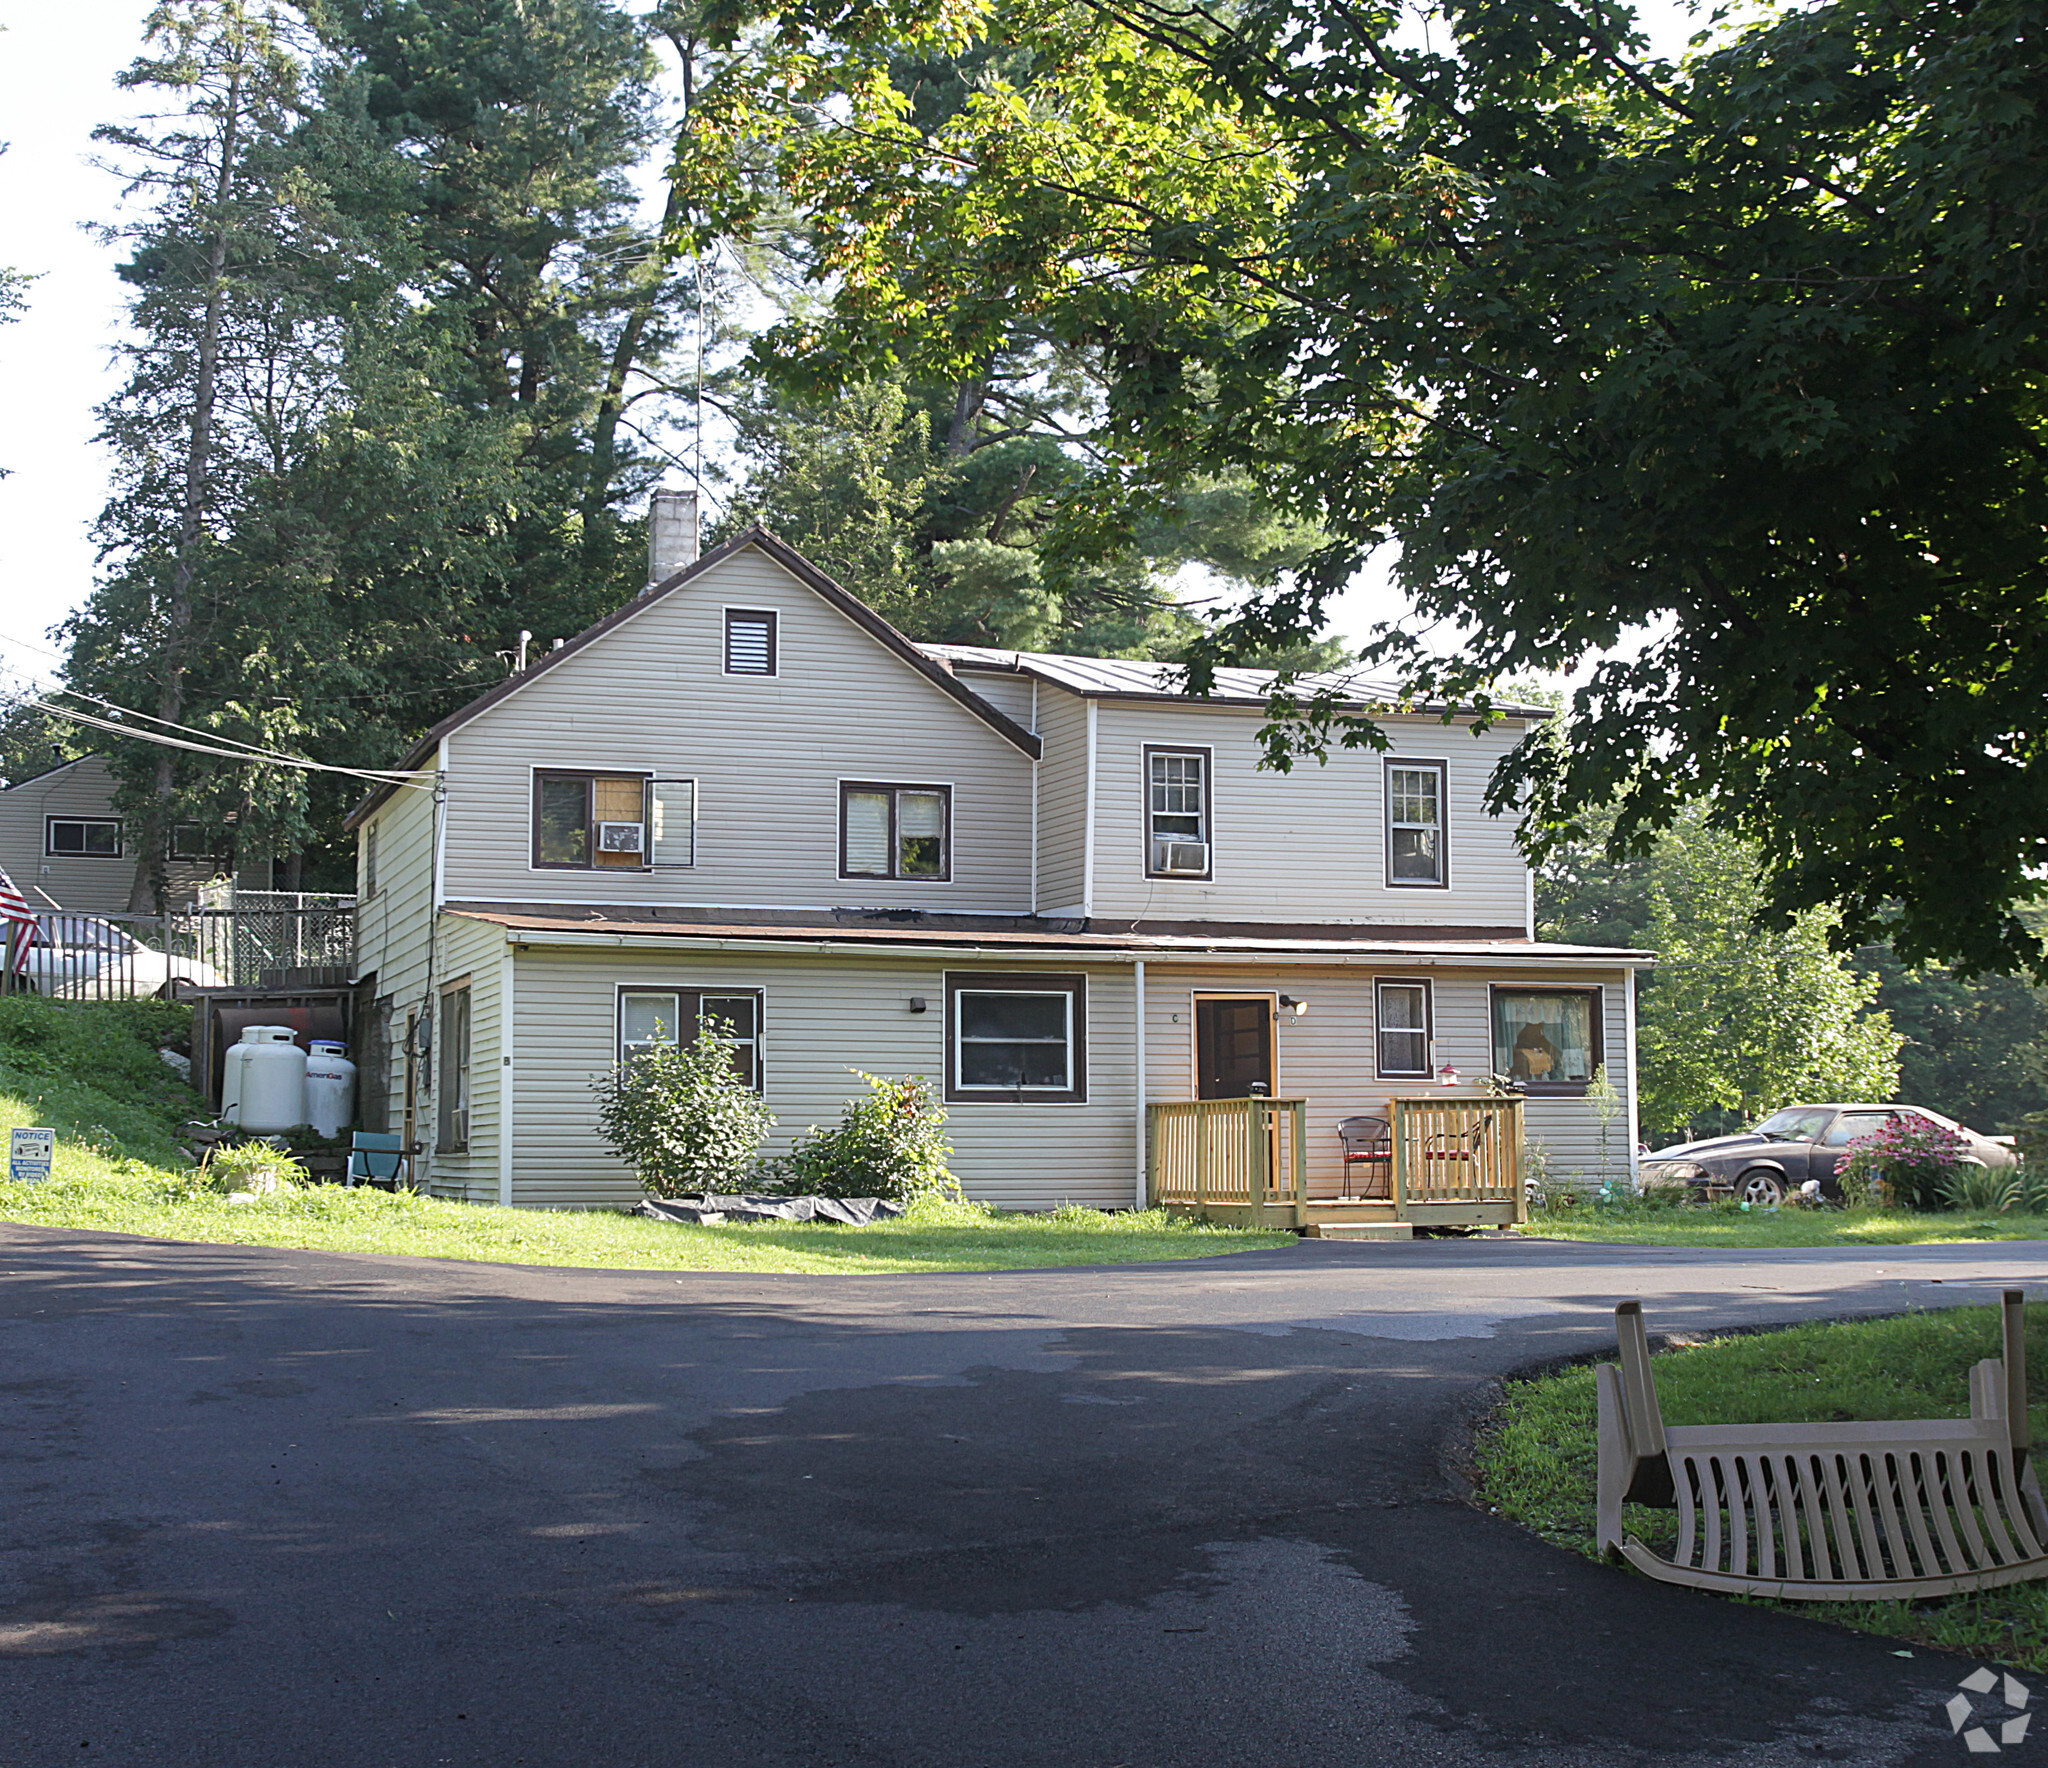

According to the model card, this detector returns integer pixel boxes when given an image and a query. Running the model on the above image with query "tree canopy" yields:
[688,0,2048,975]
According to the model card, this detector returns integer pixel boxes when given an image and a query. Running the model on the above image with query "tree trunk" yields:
[129,60,243,911]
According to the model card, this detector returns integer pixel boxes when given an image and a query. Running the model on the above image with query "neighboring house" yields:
[347,522,1651,1213]
[0,754,221,916]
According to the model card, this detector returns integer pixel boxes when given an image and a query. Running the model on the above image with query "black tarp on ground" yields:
[636,1196,907,1226]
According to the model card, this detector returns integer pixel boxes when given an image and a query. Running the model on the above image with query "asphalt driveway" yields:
[5,1225,2048,1767]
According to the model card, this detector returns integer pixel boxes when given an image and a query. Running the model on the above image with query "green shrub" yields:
[763,1072,959,1202]
[1941,1160,2021,1213]
[195,1141,308,1195]
[0,996,201,1166]
[592,1026,776,1197]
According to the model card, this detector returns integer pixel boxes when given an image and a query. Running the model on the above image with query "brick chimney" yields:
[646,488,700,591]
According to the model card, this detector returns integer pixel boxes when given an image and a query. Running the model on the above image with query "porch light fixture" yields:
[1437,1062,1460,1088]
[908,996,929,1014]
[1278,995,1309,1019]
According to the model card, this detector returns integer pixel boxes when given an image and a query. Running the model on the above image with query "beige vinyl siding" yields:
[351,775,438,1135]
[1033,688,1091,915]
[948,666,1035,725]
[506,945,1136,1209]
[0,755,216,914]
[422,913,506,1201]
[439,547,1034,913]
[1139,961,1635,1197]
[1089,703,1532,927]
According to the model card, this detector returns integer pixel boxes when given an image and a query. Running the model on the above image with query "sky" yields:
[0,0,1704,700]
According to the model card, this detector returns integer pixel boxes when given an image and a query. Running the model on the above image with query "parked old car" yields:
[1638,1103,2017,1207]
[16,913,223,999]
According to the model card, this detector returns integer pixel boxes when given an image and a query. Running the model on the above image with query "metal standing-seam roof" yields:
[919,644,1556,720]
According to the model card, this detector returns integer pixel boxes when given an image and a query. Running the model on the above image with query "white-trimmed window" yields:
[1145,746,1211,878]
[533,771,695,870]
[46,816,121,858]
[1375,979,1432,1078]
[618,988,763,1090]
[362,823,378,898]
[841,782,950,880]
[724,609,778,676]
[1385,759,1446,887]
[944,972,1087,1103]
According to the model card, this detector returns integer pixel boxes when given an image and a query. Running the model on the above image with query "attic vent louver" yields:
[724,609,777,676]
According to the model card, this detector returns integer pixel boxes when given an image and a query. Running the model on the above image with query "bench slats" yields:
[1597,1293,2048,1601]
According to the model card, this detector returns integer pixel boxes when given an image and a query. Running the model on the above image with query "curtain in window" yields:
[844,789,892,874]
[1492,991,1594,1084]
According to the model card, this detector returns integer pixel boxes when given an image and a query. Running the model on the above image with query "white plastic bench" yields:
[1597,1291,2048,1600]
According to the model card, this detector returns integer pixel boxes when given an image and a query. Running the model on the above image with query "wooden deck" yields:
[1147,1095,1526,1230]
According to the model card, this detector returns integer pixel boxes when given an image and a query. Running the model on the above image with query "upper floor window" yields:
[619,988,763,1089]
[533,771,695,870]
[841,782,950,881]
[47,816,121,858]
[1491,986,1601,1094]
[1385,759,1447,888]
[724,609,778,676]
[1145,746,1211,878]
[1375,979,1432,1078]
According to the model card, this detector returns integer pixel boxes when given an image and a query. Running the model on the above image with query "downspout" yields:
[1030,680,1039,916]
[1623,970,1641,1190]
[1082,700,1098,921]
[497,937,516,1208]
[1133,958,1148,1210]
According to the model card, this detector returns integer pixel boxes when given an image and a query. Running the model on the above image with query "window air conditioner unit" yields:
[597,821,646,855]
[1158,841,1210,875]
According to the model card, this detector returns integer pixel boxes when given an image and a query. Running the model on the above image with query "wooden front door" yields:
[1195,997,1274,1099]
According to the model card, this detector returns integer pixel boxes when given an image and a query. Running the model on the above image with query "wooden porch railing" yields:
[1392,1096,1524,1215]
[1147,1098,1310,1228]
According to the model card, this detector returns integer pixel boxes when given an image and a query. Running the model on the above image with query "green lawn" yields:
[1476,1307,2048,1668]
[1518,1206,2048,1248]
[0,999,1288,1273]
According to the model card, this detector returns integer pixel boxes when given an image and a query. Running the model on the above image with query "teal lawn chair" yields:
[347,1132,407,1189]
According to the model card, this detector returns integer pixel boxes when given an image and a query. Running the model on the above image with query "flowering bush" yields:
[1838,1115,1969,1211]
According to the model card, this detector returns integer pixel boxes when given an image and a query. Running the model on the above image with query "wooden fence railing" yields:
[1147,1098,1309,1227]
[1391,1097,1524,1215]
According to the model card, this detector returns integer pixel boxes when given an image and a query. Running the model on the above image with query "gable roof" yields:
[922,644,1557,721]
[0,753,102,795]
[345,528,1042,829]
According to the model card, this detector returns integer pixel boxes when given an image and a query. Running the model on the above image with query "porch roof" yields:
[448,906,1652,968]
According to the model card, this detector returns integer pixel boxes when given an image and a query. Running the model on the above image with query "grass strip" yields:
[1518,1207,2048,1247]
[1474,1307,2048,1668]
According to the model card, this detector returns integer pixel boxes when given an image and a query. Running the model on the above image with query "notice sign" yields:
[9,1127,54,1185]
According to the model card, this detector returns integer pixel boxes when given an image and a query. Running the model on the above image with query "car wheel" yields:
[1737,1169,1786,1209]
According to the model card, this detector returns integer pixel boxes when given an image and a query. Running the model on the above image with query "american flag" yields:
[0,865,37,973]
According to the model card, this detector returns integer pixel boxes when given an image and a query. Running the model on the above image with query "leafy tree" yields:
[593,1023,776,1194]
[699,0,2048,975]
[1629,817,1901,1143]
[1849,944,2048,1135]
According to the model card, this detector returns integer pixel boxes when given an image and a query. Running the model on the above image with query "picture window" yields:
[1491,987,1602,1093]
[944,973,1087,1103]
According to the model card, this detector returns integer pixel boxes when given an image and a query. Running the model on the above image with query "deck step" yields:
[1301,1221,1414,1241]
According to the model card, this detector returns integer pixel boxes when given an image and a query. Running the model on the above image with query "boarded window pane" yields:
[537,777,589,866]
[649,780,695,867]
[844,790,891,875]
[1493,991,1595,1084]
[593,776,647,869]
[898,790,946,877]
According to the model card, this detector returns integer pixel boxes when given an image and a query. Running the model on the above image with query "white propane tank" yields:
[236,1027,308,1133]
[221,1024,298,1124]
[304,1040,356,1139]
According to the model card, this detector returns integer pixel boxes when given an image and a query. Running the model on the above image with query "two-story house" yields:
[347,518,1650,1219]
